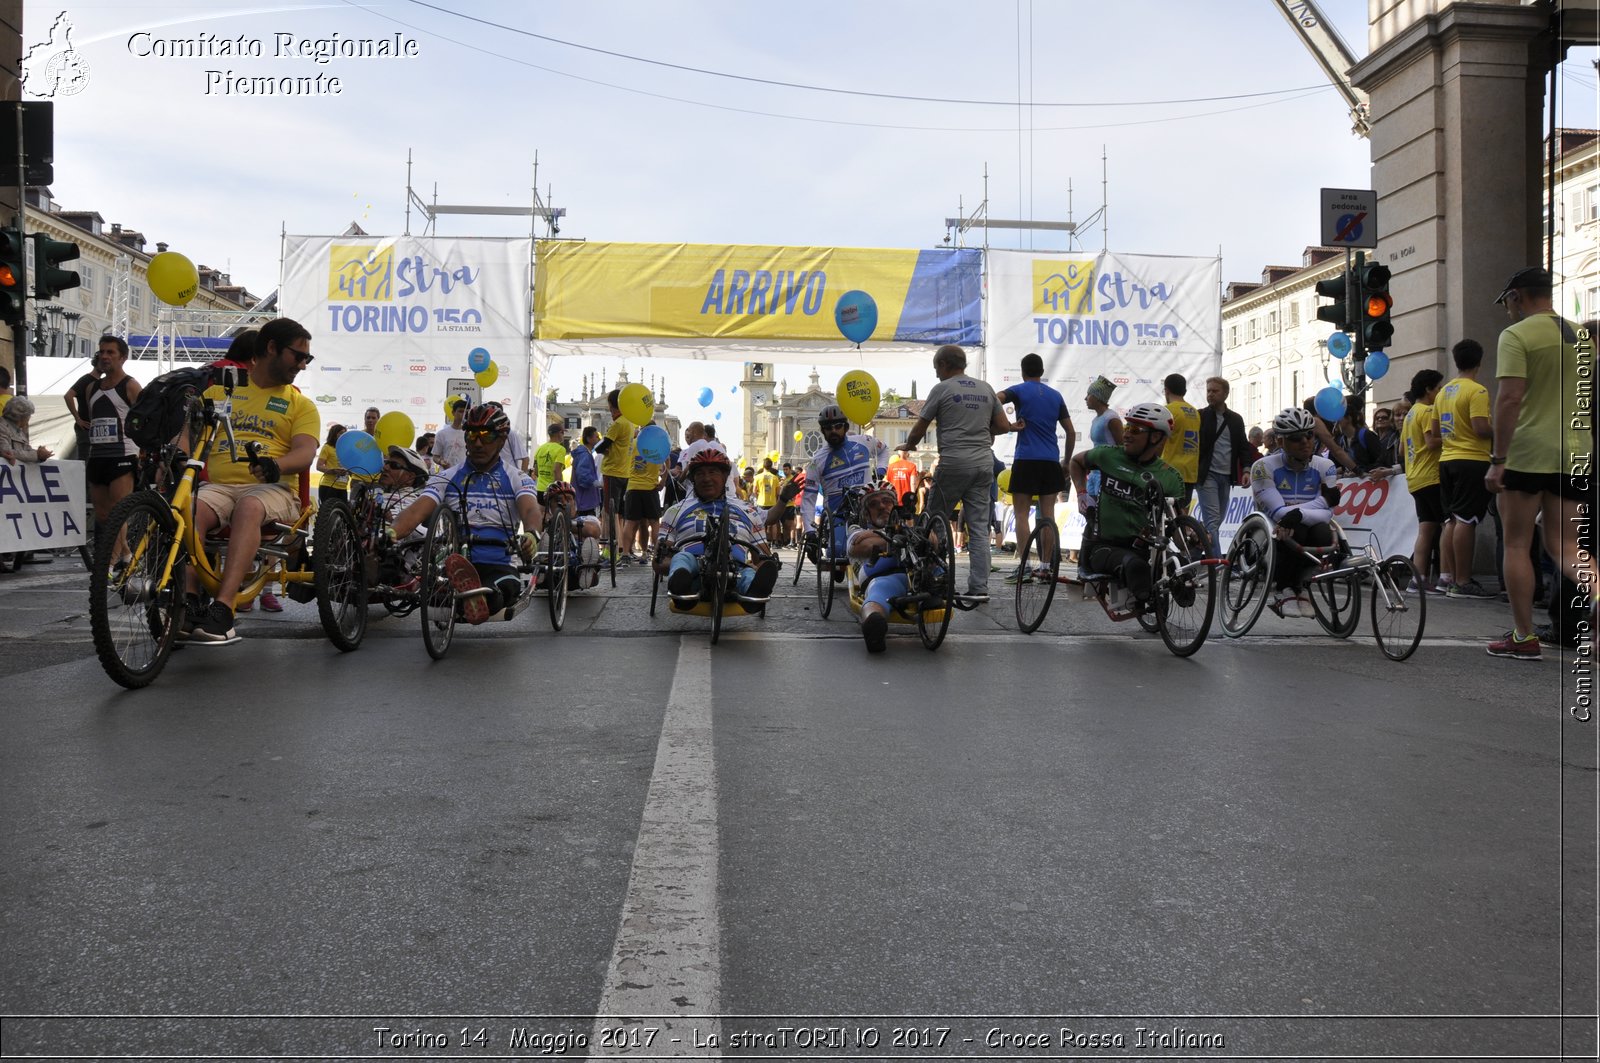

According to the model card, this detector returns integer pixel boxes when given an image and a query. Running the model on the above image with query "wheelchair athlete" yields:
[844,485,916,653]
[1250,407,1342,618]
[375,444,430,588]
[544,480,602,590]
[654,446,780,606]
[393,403,544,624]
[798,404,874,581]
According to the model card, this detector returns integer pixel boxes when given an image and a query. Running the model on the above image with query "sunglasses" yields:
[466,430,505,443]
[285,347,313,365]
[383,460,407,470]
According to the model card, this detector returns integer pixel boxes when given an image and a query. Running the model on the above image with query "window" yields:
[1248,381,1260,425]
[1248,318,1259,341]
[1289,302,1300,328]
[130,286,141,309]
[1291,370,1302,408]
[80,263,95,293]
[1587,287,1600,320]
[1587,184,1600,223]
[1267,310,1279,334]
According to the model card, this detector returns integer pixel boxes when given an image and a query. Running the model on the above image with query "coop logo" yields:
[408,363,427,375]
[1035,260,1096,315]
[1335,478,1391,520]
[325,243,486,334]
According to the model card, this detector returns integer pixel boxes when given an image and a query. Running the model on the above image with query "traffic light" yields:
[1359,261,1393,351]
[1314,268,1355,332]
[29,231,80,301]
[0,225,25,328]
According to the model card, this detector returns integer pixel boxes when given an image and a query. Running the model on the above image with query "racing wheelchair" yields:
[1218,510,1426,661]
[844,508,957,651]
[649,506,772,645]
[1014,474,1218,657]
[790,484,871,619]
[88,369,317,688]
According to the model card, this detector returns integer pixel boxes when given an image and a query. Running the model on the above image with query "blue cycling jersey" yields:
[799,439,873,527]
[421,460,538,565]
[1249,450,1338,525]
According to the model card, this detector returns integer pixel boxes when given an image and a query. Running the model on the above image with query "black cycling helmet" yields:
[462,403,510,436]
[818,404,848,428]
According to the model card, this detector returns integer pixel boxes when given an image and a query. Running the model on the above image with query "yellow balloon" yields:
[793,430,804,442]
[374,411,415,452]
[835,370,881,425]
[997,468,1012,494]
[443,393,467,419]
[767,449,781,463]
[148,251,199,306]
[619,382,653,426]
[474,362,499,388]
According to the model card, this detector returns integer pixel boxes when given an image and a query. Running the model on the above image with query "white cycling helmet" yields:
[1123,402,1173,437]
[1273,407,1317,435]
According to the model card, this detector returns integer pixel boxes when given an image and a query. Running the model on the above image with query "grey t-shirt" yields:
[1209,419,1232,478]
[923,374,998,469]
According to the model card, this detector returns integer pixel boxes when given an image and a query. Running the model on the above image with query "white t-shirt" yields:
[433,424,466,470]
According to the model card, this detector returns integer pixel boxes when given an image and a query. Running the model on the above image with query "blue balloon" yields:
[1327,332,1352,359]
[468,347,491,373]
[714,411,723,420]
[834,290,879,345]
[730,384,738,394]
[334,430,383,475]
[697,386,714,408]
[1364,350,1390,380]
[636,424,670,463]
[1315,386,1347,423]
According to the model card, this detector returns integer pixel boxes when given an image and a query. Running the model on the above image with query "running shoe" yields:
[444,554,490,625]
[1003,569,1033,586]
[188,602,241,646]
[1446,579,1495,600]
[259,590,284,613]
[862,611,888,653]
[1486,629,1541,661]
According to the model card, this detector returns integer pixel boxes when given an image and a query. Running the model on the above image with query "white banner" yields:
[1215,474,1420,559]
[986,250,1221,415]
[0,460,87,552]
[280,236,538,441]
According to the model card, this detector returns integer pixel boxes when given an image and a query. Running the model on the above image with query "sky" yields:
[20,0,1600,438]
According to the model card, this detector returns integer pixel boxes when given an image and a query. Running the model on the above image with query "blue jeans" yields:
[1196,470,1233,558]
[667,548,756,597]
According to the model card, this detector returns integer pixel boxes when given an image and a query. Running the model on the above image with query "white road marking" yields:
[591,636,721,1057]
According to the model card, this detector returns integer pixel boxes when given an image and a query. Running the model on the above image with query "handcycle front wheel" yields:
[420,506,462,660]
[89,491,187,689]
[1155,514,1216,658]
[313,498,368,652]
[545,516,570,631]
[1220,511,1275,637]
[709,511,730,645]
[1014,522,1060,635]
[915,513,955,651]
[1371,554,1425,661]
[815,521,838,619]
[1307,572,1363,638]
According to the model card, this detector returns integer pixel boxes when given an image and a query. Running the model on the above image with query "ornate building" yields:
[740,362,937,470]
[545,365,681,448]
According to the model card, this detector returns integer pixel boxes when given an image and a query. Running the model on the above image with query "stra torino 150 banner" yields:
[987,250,1221,412]
[534,242,982,347]
[280,236,539,436]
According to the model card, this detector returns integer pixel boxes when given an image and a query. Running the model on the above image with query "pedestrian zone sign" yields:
[1320,188,1376,249]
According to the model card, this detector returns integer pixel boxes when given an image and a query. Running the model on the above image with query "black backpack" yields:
[125,365,215,449]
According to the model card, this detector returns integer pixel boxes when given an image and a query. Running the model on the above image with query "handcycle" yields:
[1015,477,1218,657]
[844,508,957,650]
[1218,511,1425,661]
[88,371,317,688]
[790,483,870,619]
[649,506,772,645]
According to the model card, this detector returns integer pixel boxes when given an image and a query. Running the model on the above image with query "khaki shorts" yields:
[197,481,300,526]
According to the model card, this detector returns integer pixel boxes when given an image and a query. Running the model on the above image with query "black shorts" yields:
[1502,468,1596,502]
[86,455,138,486]
[317,484,348,503]
[783,505,798,520]
[1008,458,1066,497]
[1438,459,1491,522]
[1410,483,1446,525]
[624,489,662,521]
[604,475,630,513]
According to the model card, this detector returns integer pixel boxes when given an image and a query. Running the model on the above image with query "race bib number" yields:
[90,418,119,445]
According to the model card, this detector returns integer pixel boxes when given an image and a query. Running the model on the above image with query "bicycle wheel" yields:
[1308,573,1362,638]
[545,516,570,631]
[1220,512,1275,637]
[313,498,368,652]
[1014,522,1060,635]
[791,528,806,585]
[420,506,461,660]
[89,491,185,689]
[815,511,837,618]
[709,513,729,645]
[915,513,955,650]
[1156,515,1216,658]
[1371,554,1425,661]
[603,496,618,587]
[649,569,661,616]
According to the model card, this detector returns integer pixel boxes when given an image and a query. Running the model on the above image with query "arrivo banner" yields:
[280,236,540,439]
[0,460,87,552]
[533,242,983,344]
[1214,474,1420,558]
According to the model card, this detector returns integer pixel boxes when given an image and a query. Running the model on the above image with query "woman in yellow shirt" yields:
[316,424,351,504]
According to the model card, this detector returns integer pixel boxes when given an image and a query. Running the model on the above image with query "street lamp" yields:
[62,310,81,358]
[27,305,80,359]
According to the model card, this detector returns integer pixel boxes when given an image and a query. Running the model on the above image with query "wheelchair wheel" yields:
[1155,515,1215,658]
[709,512,730,645]
[791,530,806,586]
[1308,574,1362,638]
[915,513,955,651]
[89,491,186,689]
[815,516,837,619]
[313,498,368,652]
[649,568,660,616]
[545,517,570,631]
[1371,554,1425,661]
[1014,522,1060,635]
[420,506,462,660]
[1220,511,1275,637]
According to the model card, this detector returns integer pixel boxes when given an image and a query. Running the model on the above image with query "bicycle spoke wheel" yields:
[1014,522,1060,635]
[89,491,184,689]
[1371,554,1425,661]
[709,514,729,645]
[791,530,806,585]
[1308,572,1362,638]
[421,507,461,660]
[649,569,661,616]
[1220,512,1274,637]
[314,499,368,652]
[815,516,837,618]
[1156,515,1215,657]
[916,513,955,650]
[546,517,570,631]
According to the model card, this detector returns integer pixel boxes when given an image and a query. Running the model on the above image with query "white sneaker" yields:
[1270,591,1296,617]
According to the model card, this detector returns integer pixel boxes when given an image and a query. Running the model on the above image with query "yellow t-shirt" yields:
[0,394,10,418]
[316,442,350,490]
[203,381,321,486]
[1400,402,1440,491]
[627,452,662,491]
[753,470,780,508]
[1498,313,1592,475]
[1162,400,1201,483]
[601,418,635,478]
[1436,376,1491,463]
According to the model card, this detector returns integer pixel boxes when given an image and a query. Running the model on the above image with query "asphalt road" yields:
[0,552,1595,1061]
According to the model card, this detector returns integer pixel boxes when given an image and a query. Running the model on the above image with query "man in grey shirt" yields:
[896,344,1017,601]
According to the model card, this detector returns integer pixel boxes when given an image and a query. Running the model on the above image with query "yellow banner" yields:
[534,242,979,343]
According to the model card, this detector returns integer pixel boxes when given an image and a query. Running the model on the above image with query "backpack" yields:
[125,365,215,449]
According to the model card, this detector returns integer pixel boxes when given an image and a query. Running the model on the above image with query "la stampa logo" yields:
[23,12,91,98]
